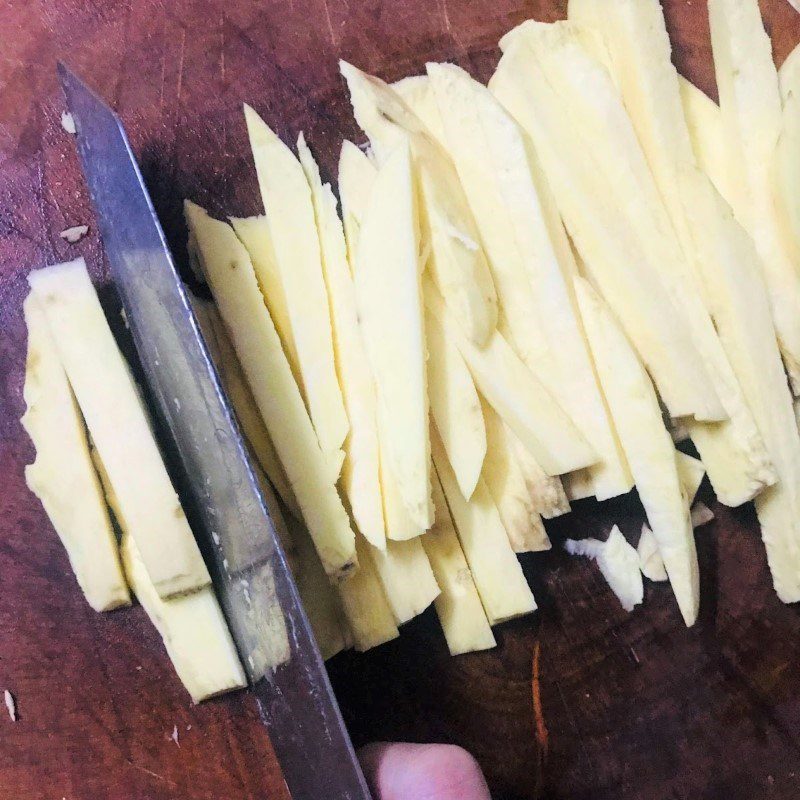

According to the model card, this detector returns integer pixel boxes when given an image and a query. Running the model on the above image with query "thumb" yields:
[358,742,491,800]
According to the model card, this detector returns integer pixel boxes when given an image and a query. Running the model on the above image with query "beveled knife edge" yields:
[57,62,372,800]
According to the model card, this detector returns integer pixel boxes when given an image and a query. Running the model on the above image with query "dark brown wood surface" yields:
[2,1,800,798]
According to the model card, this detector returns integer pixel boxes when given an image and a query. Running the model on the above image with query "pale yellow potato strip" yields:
[337,535,400,652]
[425,305,486,500]
[502,421,570,520]
[432,426,536,625]
[298,137,386,548]
[230,215,301,385]
[244,106,348,467]
[121,534,246,703]
[392,75,448,147]
[294,530,350,660]
[676,451,706,503]
[21,294,130,612]
[28,259,210,599]
[368,535,440,626]
[423,473,496,655]
[338,140,377,266]
[497,21,772,506]
[779,42,800,103]
[481,399,550,554]
[425,278,596,477]
[566,2,776,509]
[184,201,356,581]
[773,93,800,271]
[340,60,498,346]
[491,37,722,423]
[678,77,736,209]
[194,298,299,517]
[678,167,800,603]
[354,141,433,530]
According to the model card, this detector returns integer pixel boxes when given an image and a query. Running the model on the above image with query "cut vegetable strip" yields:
[340,61,498,346]
[773,92,800,269]
[423,473,496,655]
[291,514,351,659]
[244,106,349,469]
[708,0,800,392]
[338,141,378,266]
[507,426,570,519]
[432,426,536,625]
[337,536,399,652]
[497,21,772,506]
[368,536,440,625]
[677,167,800,603]
[481,399,550,553]
[425,277,596,477]
[21,294,130,612]
[425,304,486,500]
[575,277,699,626]
[251,467,299,577]
[193,298,299,517]
[354,140,433,530]
[427,60,631,500]
[676,452,706,503]
[392,75,447,147]
[562,472,594,503]
[28,259,210,599]
[230,215,301,384]
[121,534,247,703]
[184,201,356,581]
[678,77,736,210]
[566,0,697,251]
[779,41,800,103]
[298,137,386,548]
[378,416,425,542]
[491,37,721,423]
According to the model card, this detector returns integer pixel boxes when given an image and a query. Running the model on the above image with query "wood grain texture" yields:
[1,1,800,799]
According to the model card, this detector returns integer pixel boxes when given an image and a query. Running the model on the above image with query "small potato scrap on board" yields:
[565,526,644,613]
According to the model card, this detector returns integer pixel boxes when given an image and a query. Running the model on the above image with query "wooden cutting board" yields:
[2,1,800,798]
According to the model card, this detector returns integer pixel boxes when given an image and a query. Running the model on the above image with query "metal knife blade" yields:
[58,63,371,800]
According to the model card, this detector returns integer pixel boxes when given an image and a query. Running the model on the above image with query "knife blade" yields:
[58,63,372,800]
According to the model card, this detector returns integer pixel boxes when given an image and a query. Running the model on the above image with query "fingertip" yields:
[358,741,490,800]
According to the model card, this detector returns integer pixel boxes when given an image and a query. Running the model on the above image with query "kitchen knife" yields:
[58,63,372,800]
